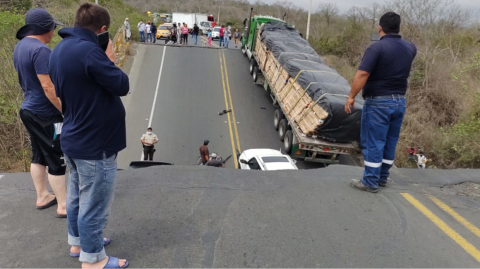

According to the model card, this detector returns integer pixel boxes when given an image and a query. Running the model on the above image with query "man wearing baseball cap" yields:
[13,8,67,218]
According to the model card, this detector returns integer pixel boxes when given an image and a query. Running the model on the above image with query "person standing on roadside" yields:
[207,29,212,47]
[177,22,182,44]
[49,3,129,268]
[192,23,199,45]
[416,151,427,169]
[199,140,210,165]
[124,18,131,40]
[137,20,145,42]
[13,8,67,218]
[345,12,416,193]
[223,26,231,48]
[145,21,151,42]
[219,25,224,47]
[140,127,158,161]
[150,22,157,43]
[233,28,240,48]
[182,23,189,45]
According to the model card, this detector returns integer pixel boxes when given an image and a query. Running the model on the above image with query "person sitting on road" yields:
[199,140,210,165]
[206,153,224,168]
[141,127,158,161]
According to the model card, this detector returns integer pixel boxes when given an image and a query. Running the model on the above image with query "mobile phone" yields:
[97,31,109,51]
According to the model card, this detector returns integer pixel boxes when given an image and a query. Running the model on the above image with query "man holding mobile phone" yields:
[49,3,129,268]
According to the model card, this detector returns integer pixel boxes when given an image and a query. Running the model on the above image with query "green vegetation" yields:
[0,0,147,172]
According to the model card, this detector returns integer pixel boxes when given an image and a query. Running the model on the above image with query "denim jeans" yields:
[193,34,198,44]
[139,31,145,42]
[66,153,117,263]
[224,36,229,48]
[152,34,156,43]
[361,96,406,189]
[219,36,223,46]
[147,32,152,42]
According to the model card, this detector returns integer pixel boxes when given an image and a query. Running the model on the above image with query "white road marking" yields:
[140,45,167,161]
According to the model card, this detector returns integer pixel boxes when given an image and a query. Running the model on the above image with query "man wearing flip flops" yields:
[13,9,67,218]
[49,3,129,268]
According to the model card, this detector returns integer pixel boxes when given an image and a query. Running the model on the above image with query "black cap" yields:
[16,9,64,40]
[204,140,209,145]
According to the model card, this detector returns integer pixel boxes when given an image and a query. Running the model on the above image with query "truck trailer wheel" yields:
[278,119,289,141]
[273,109,284,130]
[249,58,257,75]
[284,130,293,153]
[253,66,259,82]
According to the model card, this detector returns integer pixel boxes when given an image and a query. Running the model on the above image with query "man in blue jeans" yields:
[49,3,129,268]
[345,12,416,193]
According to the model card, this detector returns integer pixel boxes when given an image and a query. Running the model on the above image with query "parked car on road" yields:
[238,149,298,170]
[156,23,173,39]
[211,26,221,40]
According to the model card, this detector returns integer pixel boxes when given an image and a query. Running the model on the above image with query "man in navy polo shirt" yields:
[345,12,416,193]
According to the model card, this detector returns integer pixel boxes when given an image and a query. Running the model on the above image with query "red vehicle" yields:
[208,15,216,27]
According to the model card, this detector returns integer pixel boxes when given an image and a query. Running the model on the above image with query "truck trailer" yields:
[240,11,361,164]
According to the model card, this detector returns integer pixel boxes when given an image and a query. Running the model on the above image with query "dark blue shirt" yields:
[49,27,129,160]
[359,34,416,97]
[13,37,61,117]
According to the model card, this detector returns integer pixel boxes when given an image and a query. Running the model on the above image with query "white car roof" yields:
[263,162,297,171]
[243,148,284,157]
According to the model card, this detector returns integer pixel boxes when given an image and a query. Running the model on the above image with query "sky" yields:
[252,0,480,14]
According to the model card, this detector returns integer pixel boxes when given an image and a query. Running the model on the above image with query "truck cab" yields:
[241,14,284,59]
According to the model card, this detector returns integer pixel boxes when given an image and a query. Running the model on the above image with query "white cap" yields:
[211,153,217,158]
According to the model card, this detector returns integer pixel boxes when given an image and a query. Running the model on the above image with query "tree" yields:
[317,3,338,27]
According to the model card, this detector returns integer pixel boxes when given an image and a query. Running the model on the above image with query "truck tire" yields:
[284,130,293,154]
[273,109,284,130]
[249,58,257,75]
[278,119,288,141]
[253,66,258,82]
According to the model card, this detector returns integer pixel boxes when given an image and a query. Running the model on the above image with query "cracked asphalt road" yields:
[1,165,480,267]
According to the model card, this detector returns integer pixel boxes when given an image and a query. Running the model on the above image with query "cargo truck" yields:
[240,9,361,164]
[172,13,215,35]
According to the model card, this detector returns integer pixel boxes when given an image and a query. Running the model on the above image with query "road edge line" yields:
[401,193,480,263]
[140,45,167,161]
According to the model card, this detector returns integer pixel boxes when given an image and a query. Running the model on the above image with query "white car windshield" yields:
[262,156,289,163]
[213,28,220,32]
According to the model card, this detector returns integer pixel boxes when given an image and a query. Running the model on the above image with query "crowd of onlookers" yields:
[129,19,242,48]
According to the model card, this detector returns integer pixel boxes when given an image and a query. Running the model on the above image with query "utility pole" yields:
[218,5,220,25]
[95,0,98,4]
[306,0,312,40]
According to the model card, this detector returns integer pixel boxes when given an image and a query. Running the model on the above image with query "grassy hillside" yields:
[0,0,147,172]
[126,0,480,169]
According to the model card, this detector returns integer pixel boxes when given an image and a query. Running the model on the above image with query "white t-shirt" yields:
[416,155,427,165]
[138,23,145,31]
[145,24,151,33]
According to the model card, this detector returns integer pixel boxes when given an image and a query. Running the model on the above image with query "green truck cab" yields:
[241,10,284,60]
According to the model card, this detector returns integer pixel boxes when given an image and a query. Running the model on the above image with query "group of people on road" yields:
[217,25,241,48]
[14,3,129,268]
[136,19,157,43]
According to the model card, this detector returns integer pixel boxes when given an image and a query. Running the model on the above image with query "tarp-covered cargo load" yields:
[258,21,363,142]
